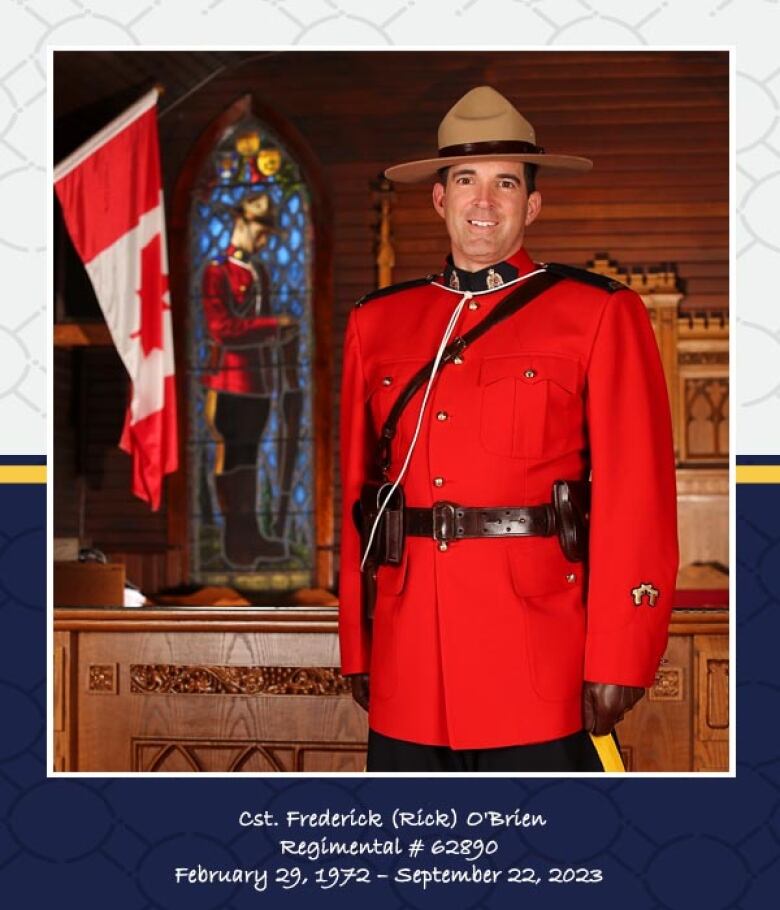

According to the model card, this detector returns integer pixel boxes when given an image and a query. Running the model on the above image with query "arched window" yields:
[186,115,315,591]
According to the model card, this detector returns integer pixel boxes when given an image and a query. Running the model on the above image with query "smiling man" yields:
[338,86,678,773]
[432,160,541,272]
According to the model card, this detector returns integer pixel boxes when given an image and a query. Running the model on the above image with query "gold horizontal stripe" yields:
[736,465,780,484]
[0,466,47,484]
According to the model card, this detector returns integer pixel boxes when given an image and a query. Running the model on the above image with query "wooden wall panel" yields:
[53,51,728,586]
[71,625,366,773]
[54,607,728,772]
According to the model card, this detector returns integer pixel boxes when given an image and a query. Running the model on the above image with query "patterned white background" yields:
[1,0,775,454]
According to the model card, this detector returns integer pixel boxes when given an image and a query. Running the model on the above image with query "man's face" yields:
[432,159,541,271]
[241,195,272,252]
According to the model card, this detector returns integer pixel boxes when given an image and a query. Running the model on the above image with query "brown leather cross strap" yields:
[376,269,562,475]
[406,502,556,542]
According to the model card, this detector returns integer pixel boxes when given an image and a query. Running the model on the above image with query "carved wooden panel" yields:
[88,663,117,694]
[133,738,365,773]
[55,608,728,772]
[617,635,692,771]
[129,664,351,695]
[648,667,684,702]
[706,660,729,730]
[684,377,729,460]
[694,634,729,771]
[697,638,729,741]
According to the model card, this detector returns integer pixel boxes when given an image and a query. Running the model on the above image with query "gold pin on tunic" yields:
[631,583,660,606]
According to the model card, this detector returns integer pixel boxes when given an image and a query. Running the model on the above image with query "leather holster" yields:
[353,482,406,623]
[552,479,591,562]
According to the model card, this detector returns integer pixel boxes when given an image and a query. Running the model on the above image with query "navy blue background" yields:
[1,480,775,908]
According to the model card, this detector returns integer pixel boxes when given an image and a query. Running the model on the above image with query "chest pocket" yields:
[366,359,427,456]
[479,353,583,459]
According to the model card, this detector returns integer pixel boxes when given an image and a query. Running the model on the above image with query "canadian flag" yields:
[54,88,177,510]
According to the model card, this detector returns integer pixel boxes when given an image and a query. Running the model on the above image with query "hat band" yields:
[438,139,544,158]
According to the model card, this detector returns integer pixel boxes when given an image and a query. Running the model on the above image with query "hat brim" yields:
[384,152,593,184]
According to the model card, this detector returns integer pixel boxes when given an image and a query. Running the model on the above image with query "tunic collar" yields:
[226,244,253,270]
[442,247,537,292]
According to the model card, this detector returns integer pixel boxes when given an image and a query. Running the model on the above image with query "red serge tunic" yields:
[338,247,679,749]
[201,247,282,396]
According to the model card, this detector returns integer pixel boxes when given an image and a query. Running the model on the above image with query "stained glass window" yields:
[188,117,313,591]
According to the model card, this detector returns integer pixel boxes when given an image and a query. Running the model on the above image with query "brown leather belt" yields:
[405,501,556,545]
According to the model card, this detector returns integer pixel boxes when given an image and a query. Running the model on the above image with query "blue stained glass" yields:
[188,114,315,589]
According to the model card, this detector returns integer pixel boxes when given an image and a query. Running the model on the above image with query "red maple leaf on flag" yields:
[131,232,170,356]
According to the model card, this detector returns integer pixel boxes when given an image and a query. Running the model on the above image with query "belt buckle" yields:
[432,501,458,551]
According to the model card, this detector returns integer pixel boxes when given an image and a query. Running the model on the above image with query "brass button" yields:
[453,356,464,365]
[433,477,444,488]
[524,369,536,379]
[436,411,448,421]
[566,573,576,583]
[382,376,393,386]
[468,301,479,310]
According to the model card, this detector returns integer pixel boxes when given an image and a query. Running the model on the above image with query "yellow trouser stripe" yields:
[0,466,47,483]
[204,389,225,476]
[590,733,625,772]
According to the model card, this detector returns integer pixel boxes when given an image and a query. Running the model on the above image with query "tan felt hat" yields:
[384,85,593,184]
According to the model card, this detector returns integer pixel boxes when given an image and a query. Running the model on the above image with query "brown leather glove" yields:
[582,681,645,735]
[349,673,370,712]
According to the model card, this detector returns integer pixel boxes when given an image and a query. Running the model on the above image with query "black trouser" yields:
[367,728,614,772]
[213,392,270,471]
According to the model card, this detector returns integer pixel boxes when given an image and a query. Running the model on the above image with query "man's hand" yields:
[582,681,645,735]
[349,673,370,712]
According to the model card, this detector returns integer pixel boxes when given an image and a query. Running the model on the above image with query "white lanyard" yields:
[359,266,547,571]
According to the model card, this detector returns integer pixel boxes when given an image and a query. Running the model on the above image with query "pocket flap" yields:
[507,540,582,597]
[480,353,581,392]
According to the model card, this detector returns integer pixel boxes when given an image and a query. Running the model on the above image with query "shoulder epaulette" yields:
[544,262,626,293]
[354,274,437,308]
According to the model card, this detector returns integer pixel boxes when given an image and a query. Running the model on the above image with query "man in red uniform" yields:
[338,86,678,772]
[202,190,299,567]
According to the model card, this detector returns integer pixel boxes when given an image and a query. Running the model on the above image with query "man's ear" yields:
[432,181,446,220]
[525,190,542,227]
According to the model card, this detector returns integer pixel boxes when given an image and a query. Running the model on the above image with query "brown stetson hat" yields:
[384,85,592,184]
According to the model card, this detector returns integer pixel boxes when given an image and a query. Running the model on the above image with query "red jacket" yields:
[201,248,281,396]
[338,247,678,749]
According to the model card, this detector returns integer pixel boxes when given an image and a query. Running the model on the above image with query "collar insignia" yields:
[486,268,504,289]
[443,256,518,292]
